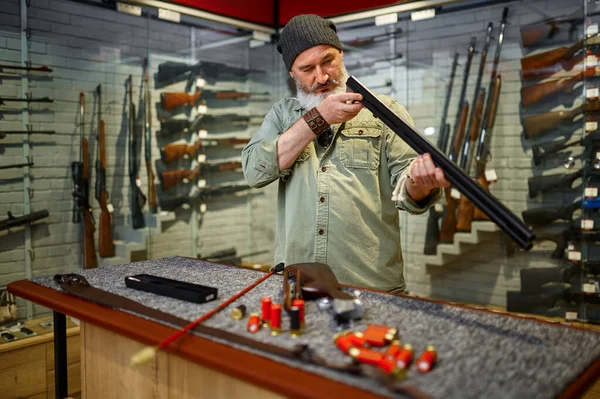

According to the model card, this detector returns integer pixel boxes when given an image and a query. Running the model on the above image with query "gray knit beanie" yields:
[277,14,343,71]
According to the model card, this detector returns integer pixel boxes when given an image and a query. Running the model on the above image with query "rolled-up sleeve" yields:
[242,106,293,188]
[385,100,442,214]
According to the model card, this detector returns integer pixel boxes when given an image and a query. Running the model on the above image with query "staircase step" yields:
[423,221,500,267]
[97,256,128,268]
[114,240,147,259]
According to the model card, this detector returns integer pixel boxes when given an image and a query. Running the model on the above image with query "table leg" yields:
[53,311,68,399]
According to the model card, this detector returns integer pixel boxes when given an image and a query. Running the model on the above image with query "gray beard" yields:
[295,65,349,111]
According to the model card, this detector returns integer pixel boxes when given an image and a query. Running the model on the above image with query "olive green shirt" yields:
[241,95,441,292]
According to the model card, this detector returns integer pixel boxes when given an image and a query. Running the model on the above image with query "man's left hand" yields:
[406,153,450,201]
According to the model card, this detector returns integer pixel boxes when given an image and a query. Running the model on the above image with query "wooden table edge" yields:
[9,278,600,399]
[8,279,388,399]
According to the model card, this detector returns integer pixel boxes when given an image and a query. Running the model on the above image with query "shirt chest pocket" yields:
[338,127,382,170]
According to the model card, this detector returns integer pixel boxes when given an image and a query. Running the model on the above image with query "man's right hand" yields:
[316,93,364,125]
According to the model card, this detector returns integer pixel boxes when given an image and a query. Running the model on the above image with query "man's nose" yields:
[315,68,329,84]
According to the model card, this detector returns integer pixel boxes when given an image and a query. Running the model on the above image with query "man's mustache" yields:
[310,79,338,93]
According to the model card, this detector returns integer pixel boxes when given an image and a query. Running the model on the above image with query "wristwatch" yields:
[303,107,330,137]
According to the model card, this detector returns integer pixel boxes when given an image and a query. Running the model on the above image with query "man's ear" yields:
[289,70,294,79]
[339,50,344,60]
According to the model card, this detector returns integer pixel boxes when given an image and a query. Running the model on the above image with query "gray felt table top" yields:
[30,256,600,399]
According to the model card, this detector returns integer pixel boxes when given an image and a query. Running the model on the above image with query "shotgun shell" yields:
[261,297,272,326]
[396,344,414,370]
[289,306,301,338]
[291,298,305,328]
[334,332,353,354]
[385,339,403,362]
[364,325,396,347]
[416,345,437,373]
[231,304,246,320]
[349,347,383,366]
[270,303,282,336]
[348,332,367,348]
[377,357,407,380]
[247,313,261,333]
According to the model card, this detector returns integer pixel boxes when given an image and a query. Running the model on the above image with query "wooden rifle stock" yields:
[521,67,597,107]
[439,187,458,243]
[523,100,600,139]
[147,161,157,212]
[161,142,202,164]
[160,161,242,191]
[474,76,501,221]
[520,35,600,72]
[161,138,250,164]
[213,91,252,100]
[452,103,470,158]
[160,91,202,110]
[144,73,157,214]
[456,89,486,232]
[81,138,97,269]
[97,118,115,257]
[440,101,470,242]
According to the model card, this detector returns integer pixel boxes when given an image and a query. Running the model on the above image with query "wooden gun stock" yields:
[469,89,486,142]
[161,142,202,164]
[83,209,97,269]
[98,194,115,257]
[97,119,115,257]
[82,138,97,268]
[160,91,202,110]
[452,103,470,158]
[160,161,242,191]
[473,165,491,221]
[214,91,252,100]
[523,101,600,139]
[147,161,157,212]
[521,68,596,107]
[439,187,458,243]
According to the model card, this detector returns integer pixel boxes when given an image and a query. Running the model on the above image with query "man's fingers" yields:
[337,92,363,102]
[435,168,451,188]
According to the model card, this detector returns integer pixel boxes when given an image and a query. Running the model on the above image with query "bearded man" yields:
[241,14,449,293]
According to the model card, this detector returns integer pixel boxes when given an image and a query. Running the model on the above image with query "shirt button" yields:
[318,229,325,235]
[321,167,327,172]
[358,130,364,135]
[319,196,325,203]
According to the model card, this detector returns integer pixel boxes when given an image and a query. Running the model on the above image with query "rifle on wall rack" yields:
[159,183,251,212]
[95,84,115,258]
[144,73,158,214]
[439,37,476,244]
[159,160,242,191]
[127,75,147,229]
[523,100,600,140]
[160,90,269,110]
[471,7,508,224]
[423,52,459,255]
[520,6,596,48]
[0,130,55,139]
[0,96,53,105]
[0,161,34,171]
[0,64,52,73]
[520,34,600,76]
[157,61,266,91]
[346,76,534,250]
[456,22,494,233]
[71,92,97,269]
[160,138,250,164]
[0,210,49,232]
